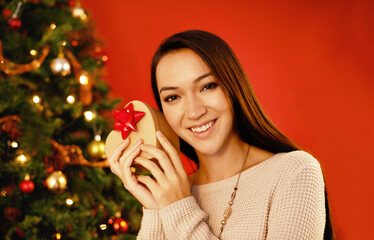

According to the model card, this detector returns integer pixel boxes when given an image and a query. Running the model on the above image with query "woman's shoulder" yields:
[270,150,323,180]
[277,150,321,169]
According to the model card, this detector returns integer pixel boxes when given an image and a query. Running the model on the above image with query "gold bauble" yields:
[46,171,67,194]
[50,57,71,76]
[87,139,106,159]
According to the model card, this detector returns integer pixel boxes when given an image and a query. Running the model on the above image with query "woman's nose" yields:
[184,96,207,120]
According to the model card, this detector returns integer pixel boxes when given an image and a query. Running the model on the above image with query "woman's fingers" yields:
[108,138,130,177]
[156,130,186,177]
[134,156,167,184]
[140,143,174,174]
[120,139,143,187]
[136,175,160,197]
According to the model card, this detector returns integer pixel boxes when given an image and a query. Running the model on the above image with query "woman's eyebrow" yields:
[159,72,212,94]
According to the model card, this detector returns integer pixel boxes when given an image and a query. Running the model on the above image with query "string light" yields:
[10,141,18,148]
[50,23,56,30]
[100,224,107,230]
[94,135,101,141]
[66,95,75,104]
[32,95,40,104]
[55,233,62,239]
[66,198,74,206]
[79,72,89,85]
[30,49,37,56]
[84,111,95,121]
[15,152,30,165]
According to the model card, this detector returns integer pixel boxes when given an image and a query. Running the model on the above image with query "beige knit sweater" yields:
[137,150,326,239]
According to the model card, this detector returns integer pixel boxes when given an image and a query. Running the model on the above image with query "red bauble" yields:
[4,207,22,221]
[19,180,35,194]
[8,18,22,31]
[69,0,76,7]
[113,217,129,233]
[2,8,12,20]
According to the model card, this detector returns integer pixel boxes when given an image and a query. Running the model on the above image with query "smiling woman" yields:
[108,30,334,239]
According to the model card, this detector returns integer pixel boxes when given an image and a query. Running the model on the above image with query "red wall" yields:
[81,0,374,239]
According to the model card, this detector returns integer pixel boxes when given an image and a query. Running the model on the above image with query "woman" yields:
[108,30,333,239]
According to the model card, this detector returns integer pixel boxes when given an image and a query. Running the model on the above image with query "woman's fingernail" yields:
[156,131,163,138]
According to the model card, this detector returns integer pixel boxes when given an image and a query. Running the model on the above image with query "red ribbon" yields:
[113,103,145,139]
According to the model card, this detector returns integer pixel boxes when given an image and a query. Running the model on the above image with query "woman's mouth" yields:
[190,120,216,133]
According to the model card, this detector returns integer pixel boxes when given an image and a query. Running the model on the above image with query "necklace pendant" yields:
[223,206,232,219]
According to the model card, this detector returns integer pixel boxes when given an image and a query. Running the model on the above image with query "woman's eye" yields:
[164,95,179,102]
[202,82,218,91]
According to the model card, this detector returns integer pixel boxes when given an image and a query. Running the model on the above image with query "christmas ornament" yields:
[0,41,50,75]
[2,8,12,20]
[87,137,105,159]
[0,115,21,140]
[8,2,22,31]
[105,100,179,162]
[113,102,145,139]
[69,0,76,7]
[19,179,35,194]
[113,217,129,233]
[50,56,71,76]
[8,18,21,31]
[4,207,22,221]
[46,171,67,194]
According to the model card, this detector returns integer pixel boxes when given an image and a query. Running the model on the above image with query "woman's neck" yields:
[194,136,250,185]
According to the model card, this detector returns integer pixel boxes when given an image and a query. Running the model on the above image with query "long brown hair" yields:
[151,30,334,239]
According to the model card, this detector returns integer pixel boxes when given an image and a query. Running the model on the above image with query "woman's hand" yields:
[134,130,192,209]
[107,138,158,210]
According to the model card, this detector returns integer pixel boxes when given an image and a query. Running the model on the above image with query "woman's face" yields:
[156,49,237,156]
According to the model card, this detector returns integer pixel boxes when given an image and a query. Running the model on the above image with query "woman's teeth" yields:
[191,120,215,133]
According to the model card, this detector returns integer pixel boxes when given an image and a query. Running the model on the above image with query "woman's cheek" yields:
[163,108,181,135]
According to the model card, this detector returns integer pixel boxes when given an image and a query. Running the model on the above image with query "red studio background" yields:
[81,0,374,239]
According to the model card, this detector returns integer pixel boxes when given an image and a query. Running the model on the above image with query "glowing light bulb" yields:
[67,95,75,104]
[79,73,89,85]
[94,135,101,141]
[84,111,94,121]
[30,49,37,56]
[50,23,56,30]
[100,224,107,230]
[10,141,18,148]
[66,198,73,206]
[32,95,40,104]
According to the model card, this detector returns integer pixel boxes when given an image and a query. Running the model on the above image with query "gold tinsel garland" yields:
[0,40,50,75]
[49,139,109,169]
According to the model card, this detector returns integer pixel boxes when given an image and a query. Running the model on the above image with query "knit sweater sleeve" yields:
[136,208,165,239]
[159,196,219,240]
[137,197,218,239]
[267,160,326,239]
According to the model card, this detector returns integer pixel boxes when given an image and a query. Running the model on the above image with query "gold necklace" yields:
[191,146,250,239]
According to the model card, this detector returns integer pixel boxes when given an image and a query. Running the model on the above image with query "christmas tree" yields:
[0,0,142,239]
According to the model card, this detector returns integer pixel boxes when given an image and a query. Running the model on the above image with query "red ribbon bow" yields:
[113,103,145,139]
